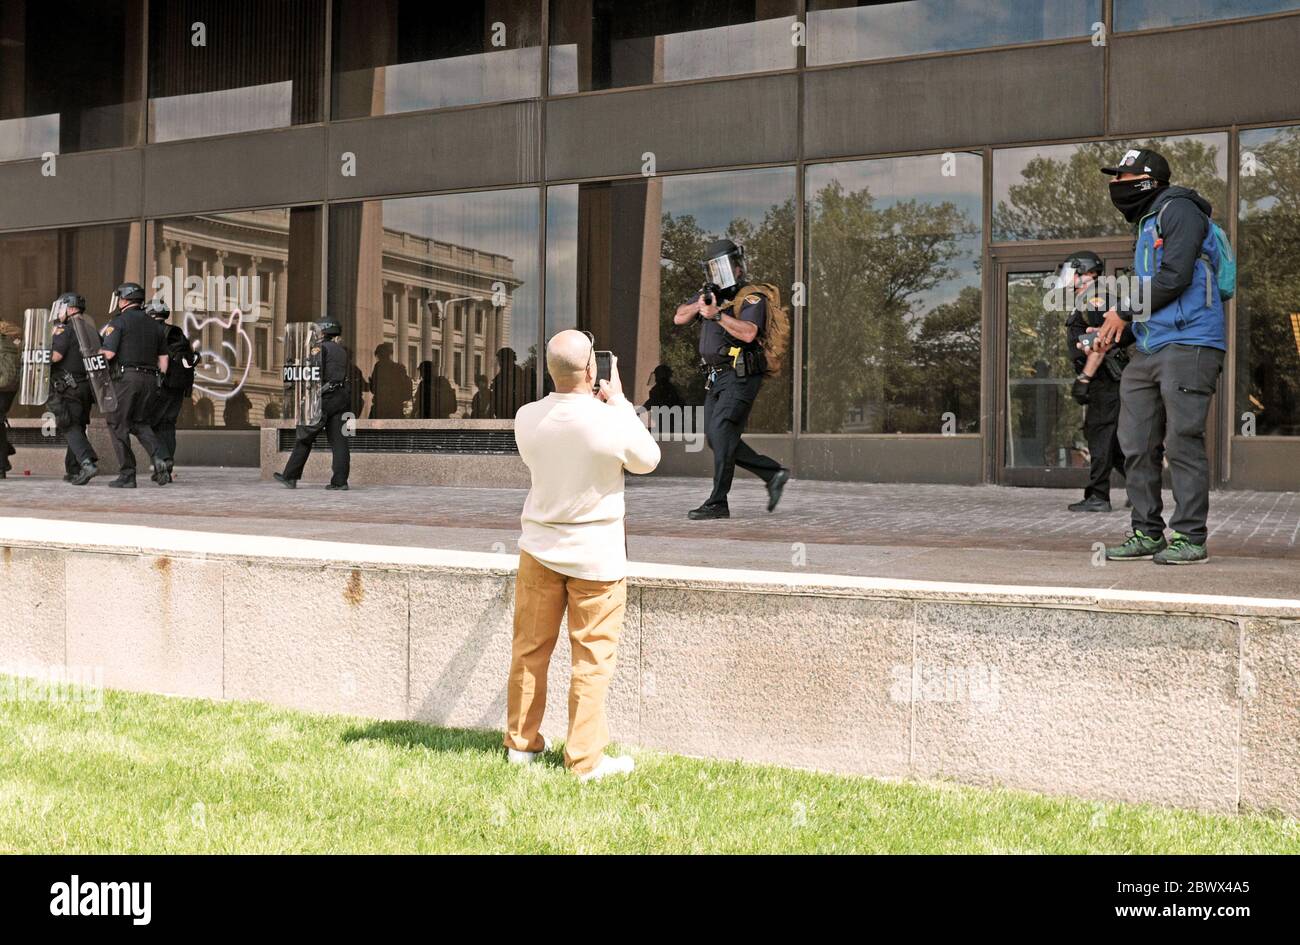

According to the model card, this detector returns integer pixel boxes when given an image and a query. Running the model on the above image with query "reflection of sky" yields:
[545,185,579,328]
[374,47,539,113]
[382,189,540,354]
[809,0,1100,64]
[0,113,59,161]
[1240,126,1292,216]
[807,153,983,312]
[1115,0,1298,30]
[151,82,292,142]
[660,166,796,235]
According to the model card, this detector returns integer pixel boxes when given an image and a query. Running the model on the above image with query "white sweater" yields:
[514,391,661,581]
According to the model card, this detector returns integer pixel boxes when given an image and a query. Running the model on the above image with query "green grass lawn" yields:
[1,678,1296,854]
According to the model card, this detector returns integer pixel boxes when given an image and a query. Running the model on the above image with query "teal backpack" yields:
[1156,199,1236,301]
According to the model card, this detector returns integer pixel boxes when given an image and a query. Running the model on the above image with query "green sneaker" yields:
[1106,529,1167,561]
[1153,533,1208,565]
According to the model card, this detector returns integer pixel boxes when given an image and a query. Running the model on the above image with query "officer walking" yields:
[100,282,170,488]
[49,293,100,485]
[274,318,352,490]
[1060,252,1130,512]
[144,299,197,476]
[672,238,789,520]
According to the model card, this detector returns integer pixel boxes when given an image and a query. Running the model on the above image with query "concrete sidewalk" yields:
[1,468,1296,598]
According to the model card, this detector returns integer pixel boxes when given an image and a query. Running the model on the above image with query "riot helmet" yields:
[143,299,171,320]
[57,292,86,314]
[1054,251,1104,289]
[110,282,146,312]
[316,318,343,339]
[703,239,745,297]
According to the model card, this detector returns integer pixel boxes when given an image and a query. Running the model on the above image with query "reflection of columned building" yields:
[375,227,519,417]
[152,209,518,425]
[154,210,291,428]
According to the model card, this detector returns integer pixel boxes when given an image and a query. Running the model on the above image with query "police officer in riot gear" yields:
[100,282,170,488]
[672,238,789,520]
[49,293,100,485]
[1061,251,1131,512]
[274,318,352,490]
[144,299,196,475]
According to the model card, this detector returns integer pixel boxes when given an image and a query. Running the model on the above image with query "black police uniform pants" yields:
[0,390,13,473]
[1118,344,1224,546]
[282,389,350,487]
[49,379,97,472]
[703,369,781,507]
[1082,373,1124,502]
[107,370,165,476]
[150,388,184,463]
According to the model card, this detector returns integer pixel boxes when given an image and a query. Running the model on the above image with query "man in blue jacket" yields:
[1095,148,1227,564]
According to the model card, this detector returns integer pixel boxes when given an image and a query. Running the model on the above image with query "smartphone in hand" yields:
[594,350,613,393]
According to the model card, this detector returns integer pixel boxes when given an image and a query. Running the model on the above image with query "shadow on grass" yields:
[342,720,568,770]
[342,720,502,755]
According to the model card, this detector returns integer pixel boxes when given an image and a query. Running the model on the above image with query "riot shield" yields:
[18,306,55,406]
[283,322,324,427]
[69,313,119,414]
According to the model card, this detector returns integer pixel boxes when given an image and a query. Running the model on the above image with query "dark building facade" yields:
[2,0,1299,489]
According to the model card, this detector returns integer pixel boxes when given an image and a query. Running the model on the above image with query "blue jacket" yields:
[1130,186,1227,354]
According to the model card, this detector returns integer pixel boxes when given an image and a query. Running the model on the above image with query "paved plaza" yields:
[1,468,1296,599]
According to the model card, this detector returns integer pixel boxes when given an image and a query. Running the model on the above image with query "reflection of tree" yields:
[806,180,980,433]
[1237,127,1300,435]
[993,138,1227,241]
[658,201,796,434]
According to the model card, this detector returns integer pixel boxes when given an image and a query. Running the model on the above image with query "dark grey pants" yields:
[1117,343,1224,545]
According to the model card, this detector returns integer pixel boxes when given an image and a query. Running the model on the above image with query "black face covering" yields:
[1109,177,1164,223]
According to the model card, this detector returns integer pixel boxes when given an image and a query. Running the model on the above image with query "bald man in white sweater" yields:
[505,330,661,781]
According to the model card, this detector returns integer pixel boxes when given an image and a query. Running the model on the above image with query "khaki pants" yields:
[505,551,626,776]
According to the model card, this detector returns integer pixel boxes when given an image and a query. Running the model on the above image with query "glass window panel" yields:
[805,153,983,434]
[148,0,325,142]
[549,0,799,94]
[808,0,1101,66]
[146,207,322,430]
[992,133,1229,242]
[0,221,141,420]
[546,167,795,433]
[0,1,143,162]
[329,187,541,421]
[1116,0,1300,31]
[332,0,540,119]
[1237,126,1300,436]
[1005,269,1086,468]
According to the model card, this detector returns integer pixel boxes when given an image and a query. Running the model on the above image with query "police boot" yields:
[150,454,172,486]
[70,460,99,487]
[108,474,137,489]
[273,472,297,489]
[1068,495,1112,513]
[688,503,730,520]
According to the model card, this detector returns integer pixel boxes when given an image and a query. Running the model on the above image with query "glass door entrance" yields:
[995,247,1133,487]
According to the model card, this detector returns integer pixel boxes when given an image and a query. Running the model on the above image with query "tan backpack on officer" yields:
[726,283,791,377]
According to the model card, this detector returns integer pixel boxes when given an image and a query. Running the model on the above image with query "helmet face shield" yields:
[1054,262,1083,290]
[705,251,742,290]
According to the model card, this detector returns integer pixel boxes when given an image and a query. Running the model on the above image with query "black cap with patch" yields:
[1101,147,1170,182]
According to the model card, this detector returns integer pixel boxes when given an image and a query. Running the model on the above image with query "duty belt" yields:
[123,364,159,374]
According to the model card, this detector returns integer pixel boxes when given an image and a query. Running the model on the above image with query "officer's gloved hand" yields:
[1071,375,1091,406]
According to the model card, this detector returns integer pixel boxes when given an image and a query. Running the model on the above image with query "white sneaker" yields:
[506,735,552,765]
[577,754,635,783]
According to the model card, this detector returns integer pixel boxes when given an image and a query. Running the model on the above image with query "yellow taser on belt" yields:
[729,346,742,368]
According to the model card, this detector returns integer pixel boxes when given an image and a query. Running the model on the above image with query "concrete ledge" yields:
[1,516,1297,816]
